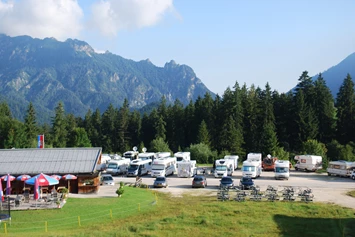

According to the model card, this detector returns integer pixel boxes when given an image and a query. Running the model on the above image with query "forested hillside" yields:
[1,71,355,163]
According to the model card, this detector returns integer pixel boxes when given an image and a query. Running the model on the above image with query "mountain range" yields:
[0,34,214,123]
[1,33,355,124]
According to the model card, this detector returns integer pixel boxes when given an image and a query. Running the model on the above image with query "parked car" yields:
[220,176,234,189]
[100,174,114,186]
[153,176,168,188]
[192,175,207,188]
[351,170,355,180]
[239,177,254,190]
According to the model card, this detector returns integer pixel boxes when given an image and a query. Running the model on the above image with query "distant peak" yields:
[164,59,179,69]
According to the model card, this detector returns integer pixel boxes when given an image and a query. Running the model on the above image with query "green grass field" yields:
[2,187,355,237]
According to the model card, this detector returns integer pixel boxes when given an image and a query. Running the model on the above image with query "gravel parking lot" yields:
[72,169,355,210]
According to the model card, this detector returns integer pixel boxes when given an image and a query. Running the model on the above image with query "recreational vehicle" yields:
[214,159,234,178]
[327,160,353,177]
[262,154,278,171]
[274,160,290,180]
[96,154,112,171]
[151,157,177,177]
[294,155,323,172]
[105,158,131,175]
[156,152,171,159]
[177,160,197,177]
[224,155,239,170]
[242,160,262,178]
[174,152,191,168]
[123,151,139,160]
[127,159,152,177]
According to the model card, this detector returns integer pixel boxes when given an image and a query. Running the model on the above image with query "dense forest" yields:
[1,71,355,164]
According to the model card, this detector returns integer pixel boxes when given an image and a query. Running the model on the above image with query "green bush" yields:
[187,143,217,164]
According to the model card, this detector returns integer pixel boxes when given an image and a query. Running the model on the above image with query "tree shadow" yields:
[273,214,355,237]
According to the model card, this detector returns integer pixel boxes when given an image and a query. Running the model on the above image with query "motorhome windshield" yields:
[216,165,227,171]
[107,163,118,169]
[275,167,289,173]
[242,166,255,172]
[140,156,150,160]
[128,164,139,171]
[176,157,183,162]
[152,164,165,170]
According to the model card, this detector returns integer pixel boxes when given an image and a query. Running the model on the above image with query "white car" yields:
[100,174,115,186]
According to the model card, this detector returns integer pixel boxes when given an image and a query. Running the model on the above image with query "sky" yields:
[0,0,355,95]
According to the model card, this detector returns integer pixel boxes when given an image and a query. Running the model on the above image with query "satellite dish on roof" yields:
[142,147,147,153]
[267,154,271,158]
[133,146,137,152]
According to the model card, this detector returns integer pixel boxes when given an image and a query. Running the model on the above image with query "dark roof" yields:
[0,148,102,176]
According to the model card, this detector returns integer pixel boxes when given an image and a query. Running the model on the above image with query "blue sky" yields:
[1,0,355,95]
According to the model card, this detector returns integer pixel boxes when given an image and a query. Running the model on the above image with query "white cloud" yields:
[88,0,174,36]
[0,0,83,40]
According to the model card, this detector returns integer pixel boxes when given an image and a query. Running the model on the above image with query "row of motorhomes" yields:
[100,148,196,177]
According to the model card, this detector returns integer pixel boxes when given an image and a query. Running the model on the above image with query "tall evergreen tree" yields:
[101,104,117,152]
[313,73,336,143]
[117,99,130,152]
[273,92,293,150]
[166,99,185,151]
[197,120,211,146]
[128,110,142,149]
[66,113,77,147]
[184,100,196,147]
[24,102,38,148]
[336,73,355,144]
[52,102,67,148]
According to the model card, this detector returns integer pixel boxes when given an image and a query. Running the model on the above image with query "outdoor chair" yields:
[24,191,30,203]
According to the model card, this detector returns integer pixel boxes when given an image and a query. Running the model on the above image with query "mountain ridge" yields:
[0,34,214,123]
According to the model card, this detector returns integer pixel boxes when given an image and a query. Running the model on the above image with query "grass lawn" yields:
[2,188,355,237]
[346,190,355,198]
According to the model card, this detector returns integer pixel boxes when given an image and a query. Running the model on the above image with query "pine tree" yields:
[197,120,211,146]
[336,73,355,144]
[313,73,336,143]
[117,99,130,152]
[24,102,38,147]
[128,110,142,149]
[101,104,117,152]
[52,102,67,148]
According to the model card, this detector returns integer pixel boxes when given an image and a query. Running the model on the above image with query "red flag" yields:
[37,135,44,149]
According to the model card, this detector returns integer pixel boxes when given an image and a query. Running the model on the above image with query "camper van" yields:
[224,155,239,170]
[175,152,191,168]
[96,154,112,171]
[151,157,177,177]
[138,152,156,162]
[127,159,152,177]
[105,158,131,175]
[262,154,278,171]
[214,159,234,178]
[177,160,197,177]
[242,160,262,178]
[274,160,290,180]
[294,155,323,172]
[327,160,353,177]
[123,151,139,160]
[156,152,171,159]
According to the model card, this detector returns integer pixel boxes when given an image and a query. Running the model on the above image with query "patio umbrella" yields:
[25,173,59,186]
[17,174,31,181]
[0,174,15,181]
[51,175,62,180]
[62,174,77,193]
[17,174,31,193]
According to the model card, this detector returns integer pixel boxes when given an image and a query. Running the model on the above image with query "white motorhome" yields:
[151,157,177,177]
[174,152,191,162]
[105,158,131,176]
[127,159,152,177]
[138,152,156,162]
[123,151,139,160]
[242,160,262,178]
[96,154,112,171]
[214,159,234,178]
[177,160,197,178]
[174,152,191,168]
[274,160,290,180]
[224,155,239,170]
[294,155,323,172]
[156,152,171,159]
[327,160,353,177]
